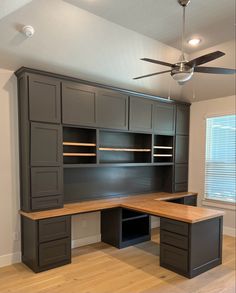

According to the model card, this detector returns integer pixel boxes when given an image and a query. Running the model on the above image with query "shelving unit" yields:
[63,127,97,164]
[99,131,152,164]
[153,135,174,163]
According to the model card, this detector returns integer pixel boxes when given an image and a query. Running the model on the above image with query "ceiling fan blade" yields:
[194,66,236,74]
[186,51,225,67]
[141,58,173,67]
[133,70,171,80]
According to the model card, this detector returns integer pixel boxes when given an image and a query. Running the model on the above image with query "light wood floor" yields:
[0,229,235,293]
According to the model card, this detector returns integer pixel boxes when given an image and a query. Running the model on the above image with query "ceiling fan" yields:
[133,0,236,84]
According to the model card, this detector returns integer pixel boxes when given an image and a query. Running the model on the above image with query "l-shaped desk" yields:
[20,192,224,278]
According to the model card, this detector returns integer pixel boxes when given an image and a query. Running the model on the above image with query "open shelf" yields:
[122,209,148,222]
[99,131,152,164]
[153,135,174,163]
[122,216,150,243]
[63,127,96,164]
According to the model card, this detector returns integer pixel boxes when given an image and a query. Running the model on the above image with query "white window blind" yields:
[205,115,236,203]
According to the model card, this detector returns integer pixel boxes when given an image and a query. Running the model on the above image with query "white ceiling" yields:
[65,0,235,53]
[0,0,235,102]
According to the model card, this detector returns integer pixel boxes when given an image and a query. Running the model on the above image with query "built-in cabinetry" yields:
[16,67,190,212]
[160,216,222,278]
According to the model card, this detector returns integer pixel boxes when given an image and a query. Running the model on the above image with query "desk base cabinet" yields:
[101,208,151,249]
[21,216,71,272]
[160,216,223,278]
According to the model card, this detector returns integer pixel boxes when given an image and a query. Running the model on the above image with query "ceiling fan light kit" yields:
[133,0,236,84]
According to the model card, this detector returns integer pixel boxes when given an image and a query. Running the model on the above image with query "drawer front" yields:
[161,218,189,236]
[31,195,63,211]
[160,230,188,250]
[160,243,188,273]
[39,238,71,267]
[39,216,71,243]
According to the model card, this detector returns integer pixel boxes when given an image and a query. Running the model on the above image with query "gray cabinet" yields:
[62,82,96,126]
[28,74,61,123]
[175,164,188,184]
[175,135,189,164]
[129,97,153,132]
[31,167,63,197]
[31,195,63,211]
[176,105,190,135]
[97,89,128,130]
[153,102,175,135]
[31,122,62,166]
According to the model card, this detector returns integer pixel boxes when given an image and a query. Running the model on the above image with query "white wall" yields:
[189,96,236,236]
[0,69,21,267]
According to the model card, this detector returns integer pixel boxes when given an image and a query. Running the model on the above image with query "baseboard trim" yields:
[223,226,236,237]
[72,234,101,249]
[0,252,21,268]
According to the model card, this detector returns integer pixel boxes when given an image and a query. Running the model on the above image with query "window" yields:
[205,115,236,203]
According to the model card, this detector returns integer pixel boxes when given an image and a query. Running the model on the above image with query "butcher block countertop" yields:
[20,192,224,223]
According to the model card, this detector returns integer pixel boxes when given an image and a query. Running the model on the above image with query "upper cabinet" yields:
[28,74,61,123]
[96,89,128,130]
[129,97,153,132]
[153,102,176,135]
[62,82,96,127]
[176,105,190,135]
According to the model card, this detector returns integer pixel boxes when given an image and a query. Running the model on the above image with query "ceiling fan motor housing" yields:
[171,62,194,83]
[178,0,190,7]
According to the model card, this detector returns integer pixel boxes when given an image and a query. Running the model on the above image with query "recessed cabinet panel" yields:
[153,102,176,135]
[28,74,61,123]
[31,167,63,197]
[175,135,189,164]
[129,97,153,132]
[31,122,62,166]
[31,195,63,211]
[176,105,190,135]
[62,82,96,126]
[97,89,128,130]
[175,164,188,183]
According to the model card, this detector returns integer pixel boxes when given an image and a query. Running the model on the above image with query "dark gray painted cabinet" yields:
[153,102,175,135]
[176,105,190,135]
[62,82,96,126]
[31,122,62,166]
[21,216,71,272]
[175,164,188,184]
[175,135,189,164]
[96,89,128,130]
[31,195,63,211]
[160,216,222,278]
[31,167,63,197]
[129,97,153,132]
[28,74,61,123]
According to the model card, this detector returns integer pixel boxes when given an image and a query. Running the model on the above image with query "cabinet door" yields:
[62,82,96,126]
[175,164,188,184]
[28,74,61,123]
[175,135,189,164]
[31,167,63,197]
[97,89,128,130]
[31,122,62,166]
[129,97,153,132]
[176,105,190,135]
[153,102,175,135]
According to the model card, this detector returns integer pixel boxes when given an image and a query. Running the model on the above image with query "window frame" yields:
[203,112,236,206]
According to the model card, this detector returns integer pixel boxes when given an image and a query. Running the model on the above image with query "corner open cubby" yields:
[99,131,152,164]
[63,127,97,165]
[153,135,174,164]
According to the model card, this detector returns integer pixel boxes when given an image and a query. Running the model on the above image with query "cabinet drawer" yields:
[31,195,63,211]
[160,243,188,273]
[39,238,71,267]
[160,230,188,250]
[161,218,189,236]
[39,216,71,243]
